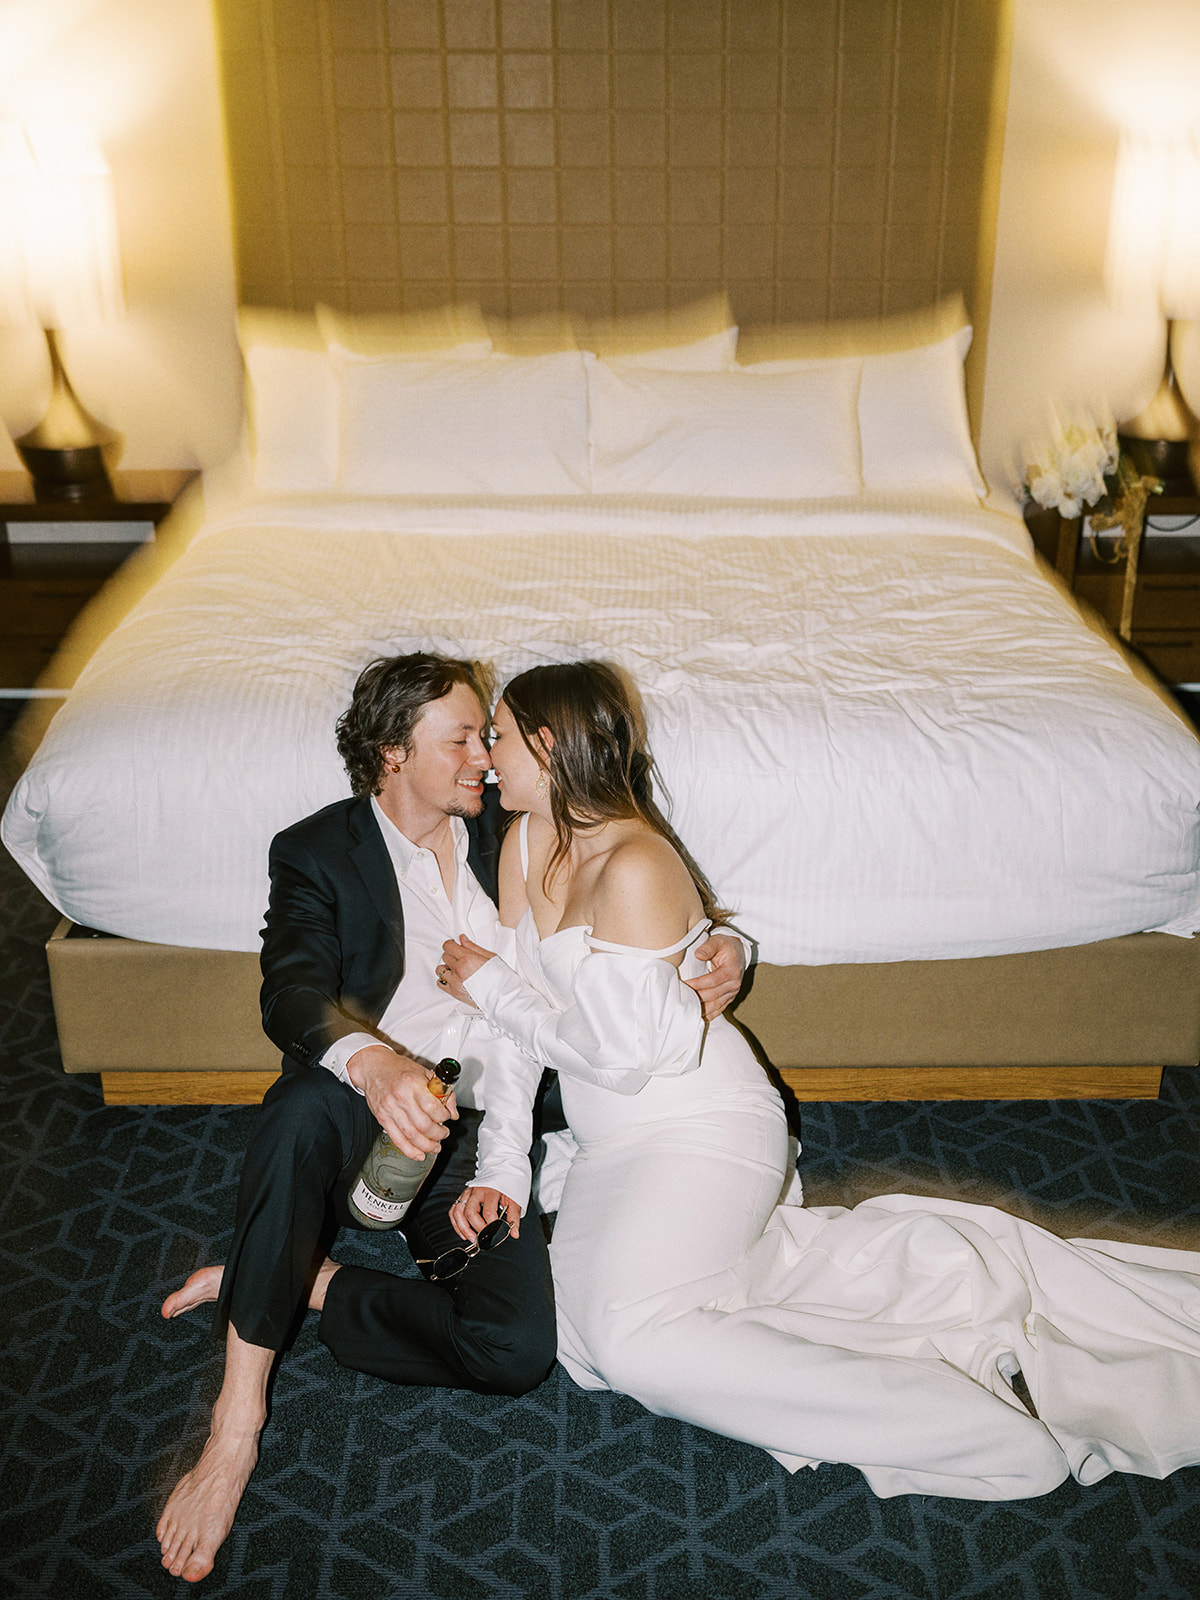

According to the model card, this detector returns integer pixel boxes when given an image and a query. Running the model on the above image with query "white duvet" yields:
[5,490,1200,962]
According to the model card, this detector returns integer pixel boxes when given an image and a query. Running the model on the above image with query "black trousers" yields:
[213,1067,558,1395]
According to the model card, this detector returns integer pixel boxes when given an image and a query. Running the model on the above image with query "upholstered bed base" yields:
[46,918,1200,1105]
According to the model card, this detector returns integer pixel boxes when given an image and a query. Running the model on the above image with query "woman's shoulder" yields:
[604,827,687,882]
[501,810,556,872]
[592,828,701,945]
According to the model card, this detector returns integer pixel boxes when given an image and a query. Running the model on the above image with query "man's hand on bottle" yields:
[346,1043,458,1160]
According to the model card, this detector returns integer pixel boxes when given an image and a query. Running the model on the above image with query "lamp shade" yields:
[1106,134,1200,319]
[0,119,124,329]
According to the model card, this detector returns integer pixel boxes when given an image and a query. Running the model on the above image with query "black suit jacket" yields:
[259,789,505,1072]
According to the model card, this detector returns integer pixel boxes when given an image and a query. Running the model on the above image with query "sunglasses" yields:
[418,1210,511,1281]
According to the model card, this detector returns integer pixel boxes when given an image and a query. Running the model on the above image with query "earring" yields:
[387,761,401,774]
[535,770,549,797]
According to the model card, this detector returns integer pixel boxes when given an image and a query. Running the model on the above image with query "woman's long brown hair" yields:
[500,661,730,927]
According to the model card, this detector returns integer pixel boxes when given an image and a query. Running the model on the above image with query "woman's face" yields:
[489,698,550,814]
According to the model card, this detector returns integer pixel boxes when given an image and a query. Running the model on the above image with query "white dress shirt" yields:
[318,799,504,1109]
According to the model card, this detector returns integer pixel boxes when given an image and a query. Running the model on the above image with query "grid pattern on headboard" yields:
[213,0,999,326]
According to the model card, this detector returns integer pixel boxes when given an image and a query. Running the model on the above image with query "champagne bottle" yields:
[347,1057,461,1230]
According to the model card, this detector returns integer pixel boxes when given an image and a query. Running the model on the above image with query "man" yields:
[155,653,745,1583]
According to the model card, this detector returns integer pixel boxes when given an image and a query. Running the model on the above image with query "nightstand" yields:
[1026,486,1200,684]
[0,468,198,691]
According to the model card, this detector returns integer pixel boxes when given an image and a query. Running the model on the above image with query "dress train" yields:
[464,819,1200,1500]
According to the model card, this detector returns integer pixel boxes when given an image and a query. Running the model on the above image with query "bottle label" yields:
[349,1176,413,1223]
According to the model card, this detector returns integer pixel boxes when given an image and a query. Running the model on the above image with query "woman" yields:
[439,661,1200,1501]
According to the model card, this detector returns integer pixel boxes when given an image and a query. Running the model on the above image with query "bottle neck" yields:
[430,1057,462,1097]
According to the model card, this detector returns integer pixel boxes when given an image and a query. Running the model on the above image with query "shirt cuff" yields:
[471,1154,532,1215]
[320,1031,378,1092]
[461,954,512,1017]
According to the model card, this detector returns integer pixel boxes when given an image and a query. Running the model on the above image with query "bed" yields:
[6,301,1200,1104]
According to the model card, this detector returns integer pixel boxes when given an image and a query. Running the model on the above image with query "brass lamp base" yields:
[15,440,116,502]
[13,328,122,503]
[1117,434,1194,496]
[1118,322,1198,495]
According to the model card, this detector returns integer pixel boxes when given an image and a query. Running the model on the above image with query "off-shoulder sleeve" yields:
[464,946,704,1095]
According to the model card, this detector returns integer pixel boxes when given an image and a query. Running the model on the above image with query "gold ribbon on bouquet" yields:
[1088,458,1160,640]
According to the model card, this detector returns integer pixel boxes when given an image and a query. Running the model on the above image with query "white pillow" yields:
[337,351,591,496]
[244,343,339,493]
[581,293,738,370]
[599,326,738,371]
[859,326,986,497]
[240,304,501,492]
[317,301,493,360]
[329,336,495,364]
[586,356,862,498]
[742,325,985,498]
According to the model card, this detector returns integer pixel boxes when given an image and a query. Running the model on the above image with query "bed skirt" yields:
[45,919,1200,1105]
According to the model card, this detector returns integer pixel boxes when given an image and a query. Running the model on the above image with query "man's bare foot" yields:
[308,1257,340,1314]
[162,1265,224,1319]
[156,1421,260,1582]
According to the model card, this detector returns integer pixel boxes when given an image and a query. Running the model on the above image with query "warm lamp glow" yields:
[0,118,125,498]
[1105,132,1200,488]
[1106,133,1200,317]
[0,119,124,329]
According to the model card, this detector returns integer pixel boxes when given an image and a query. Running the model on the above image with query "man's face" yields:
[380,681,490,821]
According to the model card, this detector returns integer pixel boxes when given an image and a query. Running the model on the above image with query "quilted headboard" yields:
[213,0,1002,331]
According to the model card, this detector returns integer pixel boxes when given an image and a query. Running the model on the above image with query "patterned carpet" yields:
[3,705,1200,1599]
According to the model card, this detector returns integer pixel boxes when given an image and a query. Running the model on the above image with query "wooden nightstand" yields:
[0,468,198,690]
[1026,486,1200,684]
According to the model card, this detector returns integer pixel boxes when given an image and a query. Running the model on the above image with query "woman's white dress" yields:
[465,823,1200,1501]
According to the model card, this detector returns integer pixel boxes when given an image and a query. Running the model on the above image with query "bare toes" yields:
[154,1428,257,1582]
[162,1264,225,1319]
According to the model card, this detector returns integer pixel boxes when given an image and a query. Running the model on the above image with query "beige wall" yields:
[979,0,1200,494]
[0,0,241,472]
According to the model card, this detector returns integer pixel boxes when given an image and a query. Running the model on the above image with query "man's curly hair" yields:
[335,653,494,797]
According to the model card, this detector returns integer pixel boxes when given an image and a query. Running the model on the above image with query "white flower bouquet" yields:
[1025,421,1119,518]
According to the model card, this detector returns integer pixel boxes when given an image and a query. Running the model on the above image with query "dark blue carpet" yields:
[3,704,1199,1599]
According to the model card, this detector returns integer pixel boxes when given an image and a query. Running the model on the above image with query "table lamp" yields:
[1105,132,1200,493]
[0,119,125,501]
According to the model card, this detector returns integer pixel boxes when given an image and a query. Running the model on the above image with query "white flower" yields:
[1028,464,1066,511]
[1024,419,1118,516]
